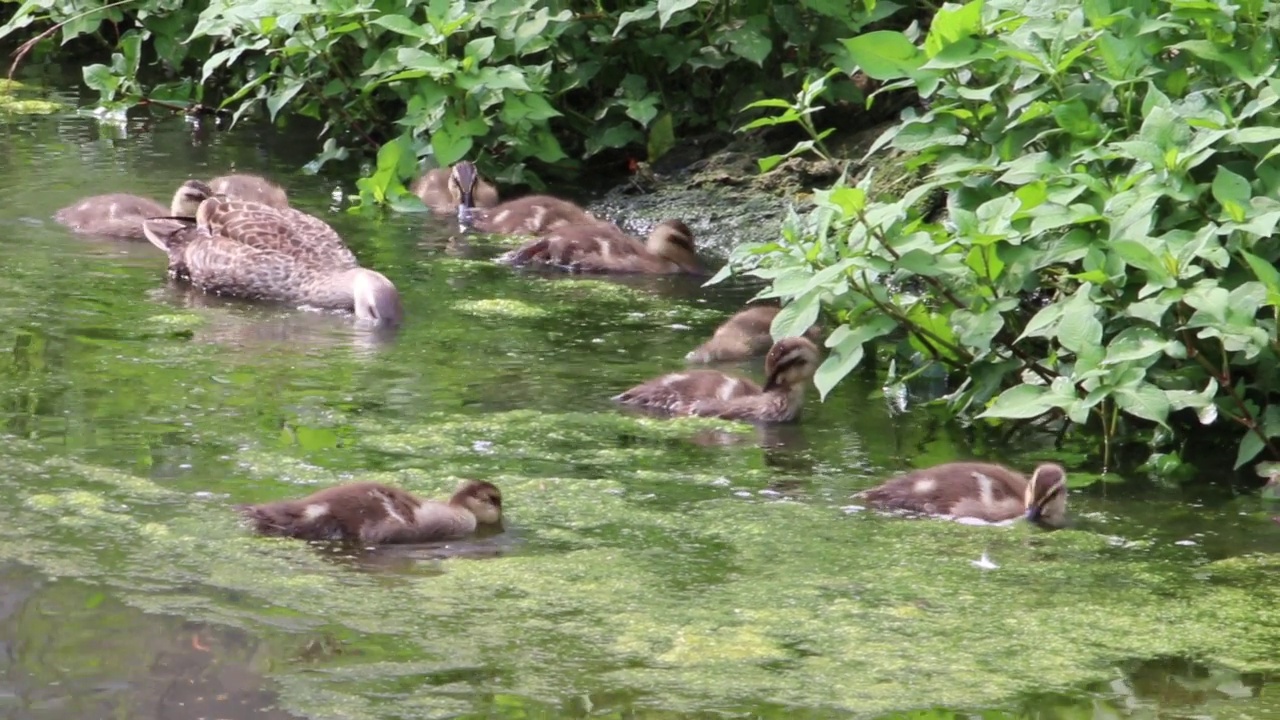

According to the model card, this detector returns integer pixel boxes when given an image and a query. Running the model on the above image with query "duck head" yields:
[1023,463,1068,528]
[170,179,213,216]
[344,268,404,327]
[647,220,707,275]
[761,337,823,392]
[450,480,503,525]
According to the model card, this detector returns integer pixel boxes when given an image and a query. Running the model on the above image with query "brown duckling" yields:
[500,219,707,275]
[53,180,210,240]
[687,305,824,363]
[143,187,403,326]
[412,161,499,215]
[859,462,1068,527]
[614,336,822,422]
[465,194,596,235]
[207,173,289,209]
[237,480,504,544]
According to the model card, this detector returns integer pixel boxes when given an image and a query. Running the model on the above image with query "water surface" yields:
[0,96,1278,719]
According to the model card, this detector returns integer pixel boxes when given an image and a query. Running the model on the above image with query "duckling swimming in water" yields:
[465,194,597,235]
[859,462,1068,528]
[412,161,500,215]
[687,305,824,363]
[237,480,504,544]
[207,173,290,209]
[614,337,822,422]
[53,180,211,240]
[501,219,707,275]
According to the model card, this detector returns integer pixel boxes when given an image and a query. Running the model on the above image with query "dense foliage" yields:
[718,0,1280,475]
[0,0,912,207]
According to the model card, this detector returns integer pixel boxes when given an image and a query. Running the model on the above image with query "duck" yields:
[142,185,403,326]
[465,194,597,235]
[207,173,290,209]
[613,336,822,422]
[237,480,504,544]
[52,180,211,240]
[687,305,824,363]
[412,161,499,215]
[500,219,707,275]
[858,462,1068,527]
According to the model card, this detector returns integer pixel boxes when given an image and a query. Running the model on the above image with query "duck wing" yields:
[613,369,760,413]
[201,197,359,270]
[504,223,654,272]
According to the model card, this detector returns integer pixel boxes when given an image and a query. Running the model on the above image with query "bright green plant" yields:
[717,0,1280,472]
[0,0,910,206]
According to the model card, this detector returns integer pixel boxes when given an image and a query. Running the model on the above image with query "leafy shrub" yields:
[0,0,912,206]
[717,0,1280,473]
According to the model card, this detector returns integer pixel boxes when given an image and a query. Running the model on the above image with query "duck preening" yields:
[237,480,504,544]
[687,305,824,363]
[142,187,402,326]
[614,337,822,422]
[859,462,1068,527]
[500,219,707,275]
[413,161,500,216]
[53,180,212,240]
[465,194,597,235]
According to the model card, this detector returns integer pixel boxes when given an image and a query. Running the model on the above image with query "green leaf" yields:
[614,5,657,36]
[1103,327,1166,365]
[773,291,822,340]
[813,315,896,400]
[1211,166,1251,223]
[1115,383,1170,428]
[1231,126,1280,144]
[923,0,983,57]
[657,0,699,29]
[842,31,924,80]
[1241,251,1280,307]
[1017,301,1064,341]
[1056,286,1103,354]
[1236,431,1265,470]
[980,384,1053,420]
[82,64,119,96]
[372,14,435,41]
[647,112,675,163]
[952,308,1003,350]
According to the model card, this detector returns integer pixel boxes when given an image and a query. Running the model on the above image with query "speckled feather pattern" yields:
[860,462,1032,522]
[207,174,290,209]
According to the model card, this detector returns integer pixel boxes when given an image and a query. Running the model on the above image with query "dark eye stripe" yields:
[1033,484,1065,509]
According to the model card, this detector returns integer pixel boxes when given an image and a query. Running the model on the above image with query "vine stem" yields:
[8,0,139,80]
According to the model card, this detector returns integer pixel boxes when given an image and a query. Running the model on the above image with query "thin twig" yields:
[8,0,139,80]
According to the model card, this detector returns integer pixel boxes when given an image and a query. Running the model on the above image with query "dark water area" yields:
[0,85,1278,719]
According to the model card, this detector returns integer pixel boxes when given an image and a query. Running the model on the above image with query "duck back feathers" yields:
[688,305,824,363]
[860,461,1069,527]
[502,219,705,275]
[469,195,596,235]
[208,174,290,209]
[238,480,503,544]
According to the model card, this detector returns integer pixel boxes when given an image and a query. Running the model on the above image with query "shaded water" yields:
[1,97,1280,719]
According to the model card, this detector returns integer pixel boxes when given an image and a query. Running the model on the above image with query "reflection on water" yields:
[0,562,300,720]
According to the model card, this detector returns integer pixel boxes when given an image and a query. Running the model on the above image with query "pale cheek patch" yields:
[912,477,937,494]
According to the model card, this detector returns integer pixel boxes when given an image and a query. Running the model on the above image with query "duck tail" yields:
[351,268,403,327]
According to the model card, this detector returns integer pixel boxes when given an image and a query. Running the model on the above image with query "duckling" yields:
[465,194,596,235]
[859,462,1068,527]
[53,180,211,240]
[143,189,402,326]
[687,305,824,363]
[412,161,499,215]
[500,219,707,275]
[207,173,290,209]
[237,480,504,544]
[614,336,822,422]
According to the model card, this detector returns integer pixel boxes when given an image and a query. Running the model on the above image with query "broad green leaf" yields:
[843,31,924,80]
[952,308,1003,350]
[1103,327,1166,365]
[1017,301,1064,341]
[923,0,983,57]
[772,291,823,340]
[980,384,1053,420]
[82,64,119,96]
[1115,383,1170,427]
[1231,126,1280,144]
[1056,286,1103,354]
[614,5,657,36]
[1211,166,1251,223]
[1236,431,1266,470]
[1241,251,1280,306]
[813,315,896,399]
[657,0,699,29]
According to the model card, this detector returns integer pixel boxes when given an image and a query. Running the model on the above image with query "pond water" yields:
[1,86,1280,720]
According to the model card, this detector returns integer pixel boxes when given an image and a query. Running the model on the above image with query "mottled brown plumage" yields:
[467,194,596,235]
[687,305,824,363]
[53,180,210,240]
[859,462,1069,527]
[208,174,290,209]
[614,337,823,422]
[237,480,504,544]
[501,219,706,275]
[143,191,402,326]
[412,161,500,215]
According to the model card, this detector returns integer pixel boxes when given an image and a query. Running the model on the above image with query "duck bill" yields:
[457,204,476,228]
[458,188,475,210]
[1023,505,1043,523]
